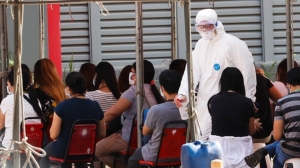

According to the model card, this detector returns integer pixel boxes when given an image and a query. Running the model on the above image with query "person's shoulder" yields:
[223,33,247,48]
[209,92,225,101]
[87,90,98,95]
[224,33,242,42]
[122,86,136,96]
[87,98,100,106]
[273,81,285,87]
[86,90,98,98]
[151,102,177,111]
[278,92,300,104]
[1,94,14,104]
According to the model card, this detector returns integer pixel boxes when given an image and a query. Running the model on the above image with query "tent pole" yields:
[39,4,45,59]
[183,1,194,142]
[135,1,143,148]
[171,1,177,60]
[0,5,8,99]
[286,0,293,71]
[13,4,23,167]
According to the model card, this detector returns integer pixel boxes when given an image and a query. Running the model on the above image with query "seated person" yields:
[128,70,183,168]
[40,72,106,167]
[245,67,300,168]
[0,67,42,149]
[208,67,257,168]
[95,60,163,168]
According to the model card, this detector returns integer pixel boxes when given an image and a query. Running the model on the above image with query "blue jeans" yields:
[265,141,294,168]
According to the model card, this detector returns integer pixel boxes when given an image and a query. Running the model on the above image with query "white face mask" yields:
[65,88,72,98]
[160,88,165,98]
[7,86,13,95]
[200,30,216,40]
[128,72,136,86]
[93,75,96,86]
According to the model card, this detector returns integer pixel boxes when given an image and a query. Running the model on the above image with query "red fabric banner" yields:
[47,4,62,78]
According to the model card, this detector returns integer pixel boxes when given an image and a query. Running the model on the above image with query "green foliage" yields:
[63,51,74,79]
[262,61,277,80]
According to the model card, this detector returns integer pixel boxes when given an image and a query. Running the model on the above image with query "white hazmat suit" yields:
[178,9,256,140]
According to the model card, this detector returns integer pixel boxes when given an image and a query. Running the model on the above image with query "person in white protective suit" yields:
[174,9,257,140]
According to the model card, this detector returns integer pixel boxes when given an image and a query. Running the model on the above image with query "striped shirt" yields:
[86,90,118,112]
[275,92,300,156]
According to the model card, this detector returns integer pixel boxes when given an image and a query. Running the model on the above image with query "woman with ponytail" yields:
[95,60,164,168]
[40,72,106,167]
[0,65,41,149]
[86,62,121,137]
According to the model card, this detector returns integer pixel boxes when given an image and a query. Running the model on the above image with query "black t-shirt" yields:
[35,88,56,115]
[252,74,274,139]
[52,98,104,158]
[208,92,255,137]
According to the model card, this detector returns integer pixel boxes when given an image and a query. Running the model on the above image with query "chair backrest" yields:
[64,119,98,161]
[20,117,45,148]
[125,115,137,155]
[155,120,187,164]
[21,122,44,148]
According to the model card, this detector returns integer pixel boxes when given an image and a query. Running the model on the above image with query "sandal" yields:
[244,148,266,168]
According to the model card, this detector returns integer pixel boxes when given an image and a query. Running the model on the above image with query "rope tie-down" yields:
[0,3,46,168]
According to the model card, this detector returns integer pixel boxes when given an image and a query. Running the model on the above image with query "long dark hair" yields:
[133,60,164,104]
[34,58,66,103]
[220,67,245,96]
[118,65,132,93]
[276,58,298,85]
[79,63,96,91]
[95,62,121,99]
[169,59,187,77]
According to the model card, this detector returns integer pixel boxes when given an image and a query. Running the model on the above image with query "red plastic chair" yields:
[113,115,137,168]
[49,119,98,167]
[4,117,45,164]
[139,120,187,167]
[21,117,46,149]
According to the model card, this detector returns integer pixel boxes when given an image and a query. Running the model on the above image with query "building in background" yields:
[5,0,300,79]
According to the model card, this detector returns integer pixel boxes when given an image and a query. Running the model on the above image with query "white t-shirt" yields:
[86,90,118,112]
[0,94,39,149]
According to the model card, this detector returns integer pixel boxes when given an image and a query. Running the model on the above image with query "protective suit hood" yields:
[195,9,226,41]
[195,9,218,26]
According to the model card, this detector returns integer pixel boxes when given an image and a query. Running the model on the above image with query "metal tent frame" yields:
[0,0,295,167]
[0,1,195,167]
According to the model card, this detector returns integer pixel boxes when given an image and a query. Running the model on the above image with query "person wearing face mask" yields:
[174,8,256,141]
[86,62,121,137]
[128,71,136,86]
[0,68,42,149]
[95,60,164,168]
[117,65,133,93]
[40,72,106,168]
[128,70,184,168]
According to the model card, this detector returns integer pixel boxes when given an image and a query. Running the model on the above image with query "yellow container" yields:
[211,159,223,168]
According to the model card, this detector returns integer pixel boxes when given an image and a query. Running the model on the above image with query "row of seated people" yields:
[1,57,300,168]
[0,58,187,167]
